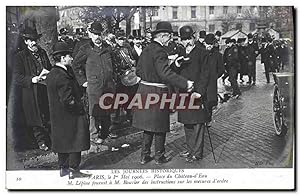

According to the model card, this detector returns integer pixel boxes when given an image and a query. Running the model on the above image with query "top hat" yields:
[199,30,206,38]
[179,26,195,39]
[75,28,85,35]
[21,27,42,40]
[215,31,222,37]
[152,21,174,35]
[59,28,69,35]
[247,33,253,39]
[237,38,246,43]
[51,42,72,56]
[88,22,104,34]
[204,33,217,45]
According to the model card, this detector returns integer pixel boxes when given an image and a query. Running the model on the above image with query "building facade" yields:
[146,6,260,35]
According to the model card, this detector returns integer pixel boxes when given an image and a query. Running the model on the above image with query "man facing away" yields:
[133,21,194,165]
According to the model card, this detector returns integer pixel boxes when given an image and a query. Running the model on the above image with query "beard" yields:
[29,44,38,52]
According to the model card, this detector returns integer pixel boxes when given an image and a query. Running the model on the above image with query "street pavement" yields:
[7,60,294,170]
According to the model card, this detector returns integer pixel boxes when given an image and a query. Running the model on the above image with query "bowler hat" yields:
[21,27,42,40]
[225,38,231,44]
[88,22,104,34]
[230,39,236,44]
[59,28,69,35]
[215,31,222,37]
[152,21,173,35]
[237,38,246,43]
[51,42,72,56]
[75,28,85,35]
[247,33,253,39]
[199,30,206,38]
[204,33,217,45]
[179,26,195,39]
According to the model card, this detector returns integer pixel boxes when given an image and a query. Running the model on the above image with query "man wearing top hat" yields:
[245,33,259,85]
[13,27,51,151]
[46,42,90,179]
[221,38,232,84]
[58,27,74,51]
[195,30,206,50]
[72,21,116,145]
[172,25,210,163]
[133,21,194,165]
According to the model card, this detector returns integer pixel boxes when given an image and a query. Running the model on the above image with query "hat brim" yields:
[22,33,42,40]
[51,49,73,56]
[88,28,103,34]
[152,29,174,35]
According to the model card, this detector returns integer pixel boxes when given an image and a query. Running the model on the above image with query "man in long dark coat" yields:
[46,42,90,179]
[195,30,206,50]
[13,27,51,151]
[172,26,210,163]
[260,37,275,83]
[245,33,259,85]
[203,33,225,117]
[133,21,194,165]
[73,22,116,145]
[226,39,241,97]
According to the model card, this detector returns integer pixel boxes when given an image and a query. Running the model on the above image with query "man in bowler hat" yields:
[73,21,116,145]
[133,21,194,165]
[46,42,90,179]
[173,26,210,162]
[195,30,206,49]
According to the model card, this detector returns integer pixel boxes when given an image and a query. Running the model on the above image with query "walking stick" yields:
[206,123,217,163]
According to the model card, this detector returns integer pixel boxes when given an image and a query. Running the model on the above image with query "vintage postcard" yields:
[5,2,295,190]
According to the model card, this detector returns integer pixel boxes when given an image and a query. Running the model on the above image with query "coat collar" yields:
[53,65,74,78]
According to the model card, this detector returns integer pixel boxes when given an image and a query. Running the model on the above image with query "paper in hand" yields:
[38,68,50,80]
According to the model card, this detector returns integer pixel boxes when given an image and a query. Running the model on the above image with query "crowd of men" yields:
[12,20,294,178]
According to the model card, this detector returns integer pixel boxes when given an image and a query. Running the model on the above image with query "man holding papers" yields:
[13,27,51,151]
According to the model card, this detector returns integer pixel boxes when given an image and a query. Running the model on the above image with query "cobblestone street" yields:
[7,60,293,170]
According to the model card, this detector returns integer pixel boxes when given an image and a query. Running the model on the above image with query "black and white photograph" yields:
[5,2,295,190]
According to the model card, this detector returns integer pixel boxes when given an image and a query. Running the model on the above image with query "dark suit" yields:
[46,65,90,169]
[172,46,210,159]
[226,45,241,95]
[260,43,275,83]
[133,41,188,160]
[73,42,115,139]
[13,47,51,147]
[245,41,259,83]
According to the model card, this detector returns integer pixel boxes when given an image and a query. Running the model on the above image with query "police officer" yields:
[72,28,90,58]
[226,39,241,97]
[133,21,194,165]
[245,33,259,85]
[72,21,116,145]
[237,38,248,84]
[221,38,231,84]
[59,28,74,51]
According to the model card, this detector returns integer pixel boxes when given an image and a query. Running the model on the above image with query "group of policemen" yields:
[13,19,294,177]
